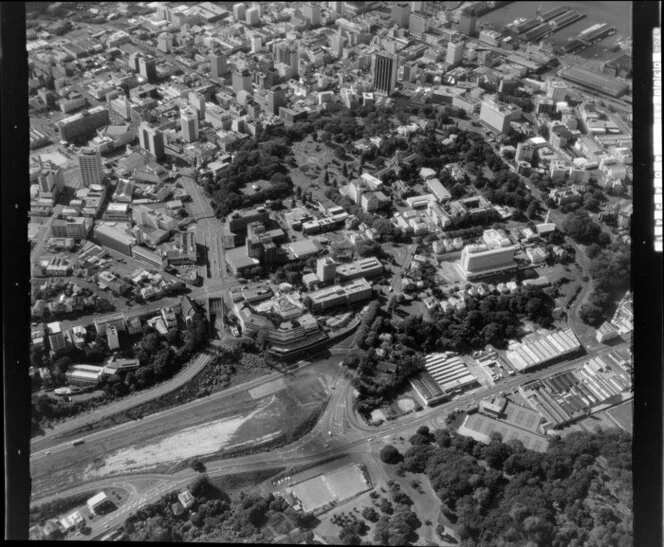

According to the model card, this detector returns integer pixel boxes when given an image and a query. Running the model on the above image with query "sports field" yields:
[291,476,333,513]
[290,464,370,513]
[325,465,368,501]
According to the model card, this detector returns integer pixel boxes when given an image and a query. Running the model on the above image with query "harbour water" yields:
[477,1,632,60]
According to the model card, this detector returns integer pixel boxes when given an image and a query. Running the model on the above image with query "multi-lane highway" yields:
[178,175,227,281]
[32,341,625,535]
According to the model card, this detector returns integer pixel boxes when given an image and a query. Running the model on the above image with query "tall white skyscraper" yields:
[446,39,464,67]
[180,106,199,143]
[78,147,103,187]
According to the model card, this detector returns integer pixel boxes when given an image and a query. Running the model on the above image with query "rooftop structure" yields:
[458,412,549,452]
[424,353,479,394]
[505,328,582,372]
[460,243,517,280]
[305,277,373,313]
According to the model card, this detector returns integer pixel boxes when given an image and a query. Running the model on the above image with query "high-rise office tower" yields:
[232,70,253,94]
[446,39,464,67]
[233,3,246,22]
[302,2,321,26]
[250,34,263,53]
[180,107,199,143]
[371,51,398,96]
[457,12,477,36]
[138,56,157,82]
[138,122,165,160]
[209,51,227,81]
[391,2,411,27]
[245,6,260,25]
[188,91,205,119]
[78,147,103,187]
[408,11,428,36]
[267,88,286,115]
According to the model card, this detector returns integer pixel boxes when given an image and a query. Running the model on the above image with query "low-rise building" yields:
[336,257,383,281]
[305,277,373,313]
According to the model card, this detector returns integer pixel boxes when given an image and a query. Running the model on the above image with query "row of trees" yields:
[382,426,632,547]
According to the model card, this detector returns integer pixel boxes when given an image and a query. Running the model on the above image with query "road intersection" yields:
[31,338,627,540]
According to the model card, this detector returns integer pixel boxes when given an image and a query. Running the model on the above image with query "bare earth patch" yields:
[249,377,286,400]
[370,409,387,424]
[396,397,417,413]
[83,397,277,478]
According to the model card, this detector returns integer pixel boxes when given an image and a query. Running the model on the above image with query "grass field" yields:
[290,464,370,514]
[606,401,633,433]
[325,465,369,501]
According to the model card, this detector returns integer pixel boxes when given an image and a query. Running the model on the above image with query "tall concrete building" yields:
[245,5,260,25]
[371,51,398,96]
[78,147,104,187]
[138,122,165,160]
[232,70,253,94]
[180,106,199,143]
[316,257,337,283]
[409,11,428,36]
[209,51,227,81]
[546,79,568,102]
[138,56,157,82]
[233,3,246,22]
[479,99,522,134]
[267,88,287,115]
[302,2,320,26]
[515,141,535,162]
[460,244,517,280]
[188,91,205,119]
[446,39,464,67]
[250,34,263,53]
[46,321,67,353]
[391,2,411,27]
[457,12,477,36]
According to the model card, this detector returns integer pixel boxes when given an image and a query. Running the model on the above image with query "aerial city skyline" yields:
[23,1,634,544]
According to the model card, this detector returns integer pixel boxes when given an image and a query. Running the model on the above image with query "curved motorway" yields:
[32,342,623,539]
[31,352,213,450]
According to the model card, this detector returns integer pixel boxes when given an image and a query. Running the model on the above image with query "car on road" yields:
[45,451,51,455]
